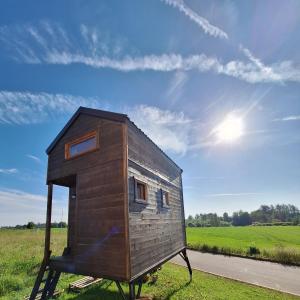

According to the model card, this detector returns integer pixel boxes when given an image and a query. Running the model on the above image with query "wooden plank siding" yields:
[127,122,186,278]
[46,109,186,282]
[47,114,130,280]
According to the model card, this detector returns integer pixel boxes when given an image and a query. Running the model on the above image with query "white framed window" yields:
[161,189,170,208]
[134,177,148,204]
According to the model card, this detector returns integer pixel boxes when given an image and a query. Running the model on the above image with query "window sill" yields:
[135,198,148,205]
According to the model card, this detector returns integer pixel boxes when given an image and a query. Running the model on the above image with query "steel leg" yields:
[181,248,192,281]
[129,282,135,300]
[115,281,127,300]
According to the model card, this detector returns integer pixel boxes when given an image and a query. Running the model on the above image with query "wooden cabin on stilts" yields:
[30,107,192,300]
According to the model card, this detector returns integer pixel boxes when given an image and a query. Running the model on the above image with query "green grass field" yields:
[1,229,299,299]
[186,226,300,264]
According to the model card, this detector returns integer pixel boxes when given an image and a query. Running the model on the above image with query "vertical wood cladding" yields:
[127,123,186,277]
[47,114,129,280]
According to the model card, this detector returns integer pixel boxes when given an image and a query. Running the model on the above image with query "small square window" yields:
[161,190,170,208]
[134,178,147,204]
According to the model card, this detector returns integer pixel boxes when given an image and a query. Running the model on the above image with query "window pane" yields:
[69,136,96,158]
[137,182,146,200]
[162,191,169,206]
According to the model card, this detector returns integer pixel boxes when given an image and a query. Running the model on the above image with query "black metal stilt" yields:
[115,281,127,300]
[136,280,143,299]
[181,248,192,281]
[129,282,136,300]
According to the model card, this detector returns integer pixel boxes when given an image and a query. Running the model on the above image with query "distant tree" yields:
[232,211,252,226]
[26,221,35,229]
[223,212,230,222]
[58,221,67,228]
[185,204,299,228]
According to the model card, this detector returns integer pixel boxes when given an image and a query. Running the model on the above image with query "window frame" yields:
[134,177,148,205]
[65,130,99,160]
[161,189,170,208]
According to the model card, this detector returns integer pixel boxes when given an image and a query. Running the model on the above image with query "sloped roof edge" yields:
[46,106,182,172]
[46,106,127,154]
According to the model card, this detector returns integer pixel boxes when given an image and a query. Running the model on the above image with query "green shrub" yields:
[247,246,260,256]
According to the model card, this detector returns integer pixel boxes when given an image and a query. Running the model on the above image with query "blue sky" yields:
[0,0,300,226]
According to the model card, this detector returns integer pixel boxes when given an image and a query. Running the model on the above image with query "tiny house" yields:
[30,107,191,300]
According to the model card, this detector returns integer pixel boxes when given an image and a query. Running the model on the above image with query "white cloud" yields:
[0,188,46,204]
[127,105,225,154]
[202,192,264,197]
[161,0,228,39]
[239,45,282,83]
[24,51,300,84]
[0,168,18,174]
[273,115,300,122]
[26,154,42,164]
[0,187,67,226]
[0,91,102,124]
[128,105,192,154]
[1,22,300,84]
[0,89,197,154]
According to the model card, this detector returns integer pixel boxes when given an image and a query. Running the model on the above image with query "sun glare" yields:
[214,114,244,143]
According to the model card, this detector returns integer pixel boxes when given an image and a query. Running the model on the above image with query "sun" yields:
[214,114,244,143]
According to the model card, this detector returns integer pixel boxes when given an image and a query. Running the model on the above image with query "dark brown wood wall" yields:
[127,123,186,278]
[47,114,129,280]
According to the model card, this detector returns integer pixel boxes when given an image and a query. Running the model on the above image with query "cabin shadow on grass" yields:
[60,271,192,300]
[163,280,192,300]
[63,280,123,300]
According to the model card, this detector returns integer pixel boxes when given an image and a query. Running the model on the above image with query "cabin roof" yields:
[46,106,182,172]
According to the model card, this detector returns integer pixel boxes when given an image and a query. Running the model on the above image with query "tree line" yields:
[186,204,300,227]
[1,221,68,229]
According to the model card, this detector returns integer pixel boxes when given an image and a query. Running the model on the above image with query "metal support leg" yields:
[136,280,143,299]
[129,282,135,300]
[115,281,127,300]
[181,248,192,281]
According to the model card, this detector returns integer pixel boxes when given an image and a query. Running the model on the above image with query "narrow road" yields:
[171,250,300,296]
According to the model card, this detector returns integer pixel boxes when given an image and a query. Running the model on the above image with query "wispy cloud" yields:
[0,168,18,174]
[127,105,274,154]
[0,90,103,124]
[0,187,67,226]
[273,115,300,122]
[0,91,197,154]
[165,71,188,103]
[161,0,228,39]
[0,188,46,204]
[1,22,300,84]
[239,45,282,83]
[26,154,42,164]
[128,105,192,154]
[202,192,264,197]
[185,176,226,180]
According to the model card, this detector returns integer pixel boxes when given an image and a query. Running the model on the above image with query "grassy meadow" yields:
[1,228,299,299]
[186,226,300,264]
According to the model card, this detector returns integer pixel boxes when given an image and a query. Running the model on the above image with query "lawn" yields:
[1,229,299,299]
[186,226,300,264]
